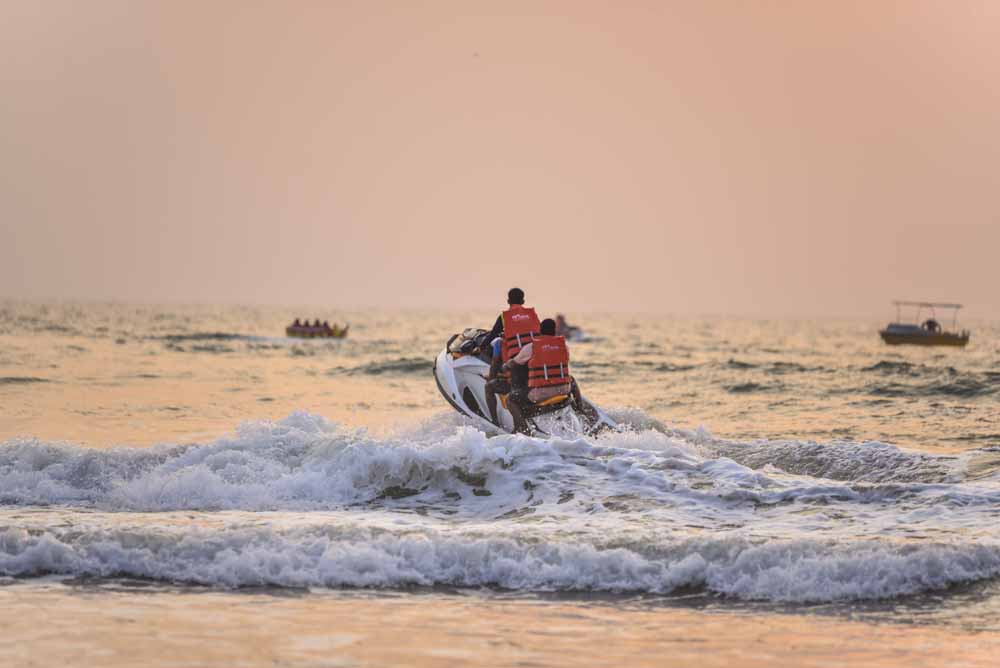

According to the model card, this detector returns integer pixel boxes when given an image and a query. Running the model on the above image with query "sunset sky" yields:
[2,1,998,317]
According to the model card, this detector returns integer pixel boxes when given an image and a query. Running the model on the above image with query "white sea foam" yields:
[3,412,999,601]
[1,521,998,602]
[0,412,984,511]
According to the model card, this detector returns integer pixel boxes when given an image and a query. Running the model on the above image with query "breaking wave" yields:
[2,523,999,602]
[2,412,999,602]
[1,411,985,512]
[703,437,962,483]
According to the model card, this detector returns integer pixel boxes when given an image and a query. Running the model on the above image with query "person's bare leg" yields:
[571,378,598,424]
[507,398,530,434]
[485,382,499,424]
[485,378,509,425]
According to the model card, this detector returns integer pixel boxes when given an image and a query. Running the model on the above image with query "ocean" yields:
[2,301,999,667]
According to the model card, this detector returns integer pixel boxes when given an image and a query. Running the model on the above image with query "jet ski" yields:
[555,314,585,341]
[433,328,618,437]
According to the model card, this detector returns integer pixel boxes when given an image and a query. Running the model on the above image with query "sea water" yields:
[2,301,999,667]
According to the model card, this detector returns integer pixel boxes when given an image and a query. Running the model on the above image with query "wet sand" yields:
[3,584,997,668]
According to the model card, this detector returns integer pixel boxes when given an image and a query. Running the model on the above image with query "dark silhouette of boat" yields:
[285,320,349,339]
[879,301,969,347]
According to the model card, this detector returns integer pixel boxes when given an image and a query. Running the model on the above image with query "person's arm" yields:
[504,343,533,371]
[487,314,503,341]
[486,354,503,379]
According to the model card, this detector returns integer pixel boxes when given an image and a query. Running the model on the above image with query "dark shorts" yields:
[486,377,511,395]
[508,386,529,407]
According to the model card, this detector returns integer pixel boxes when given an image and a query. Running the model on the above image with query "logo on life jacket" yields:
[501,305,540,362]
[528,335,570,389]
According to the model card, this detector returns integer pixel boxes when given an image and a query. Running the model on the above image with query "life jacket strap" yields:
[528,367,568,379]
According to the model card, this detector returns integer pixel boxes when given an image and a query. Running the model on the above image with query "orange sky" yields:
[2,1,998,317]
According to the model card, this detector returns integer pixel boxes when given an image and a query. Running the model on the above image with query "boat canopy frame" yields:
[892,301,963,330]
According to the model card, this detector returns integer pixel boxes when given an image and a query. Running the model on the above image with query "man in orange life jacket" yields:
[483,288,541,425]
[483,287,527,356]
[502,318,588,434]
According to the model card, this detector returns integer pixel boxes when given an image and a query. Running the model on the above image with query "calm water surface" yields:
[2,302,999,667]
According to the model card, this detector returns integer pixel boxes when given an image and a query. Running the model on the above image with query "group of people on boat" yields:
[292,318,329,329]
[481,288,595,434]
[287,318,349,338]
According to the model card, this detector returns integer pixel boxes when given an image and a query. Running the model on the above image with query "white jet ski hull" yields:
[433,331,617,437]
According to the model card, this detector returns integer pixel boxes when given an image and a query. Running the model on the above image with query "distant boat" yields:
[286,321,349,339]
[879,301,969,347]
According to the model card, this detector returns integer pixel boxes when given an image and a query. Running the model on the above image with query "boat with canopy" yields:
[879,301,970,347]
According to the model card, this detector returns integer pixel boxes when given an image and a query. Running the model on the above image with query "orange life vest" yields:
[501,305,540,362]
[527,335,571,388]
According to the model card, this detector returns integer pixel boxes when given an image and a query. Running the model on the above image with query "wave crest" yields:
[0,412,986,513]
[2,524,998,602]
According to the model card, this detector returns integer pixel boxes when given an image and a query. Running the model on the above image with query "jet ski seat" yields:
[500,393,569,409]
[535,394,570,407]
[499,393,572,421]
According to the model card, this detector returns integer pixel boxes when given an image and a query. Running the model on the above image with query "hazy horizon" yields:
[4,295,996,326]
[3,2,998,318]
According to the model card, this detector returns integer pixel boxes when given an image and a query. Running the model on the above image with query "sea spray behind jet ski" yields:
[433,328,617,437]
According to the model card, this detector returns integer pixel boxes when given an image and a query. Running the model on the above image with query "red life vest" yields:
[527,335,571,388]
[501,305,540,362]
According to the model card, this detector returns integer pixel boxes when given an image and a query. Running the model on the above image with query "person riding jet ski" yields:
[433,317,617,437]
[483,287,530,357]
[500,318,593,434]
[484,288,541,424]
